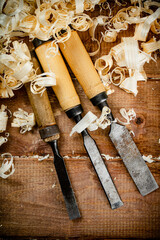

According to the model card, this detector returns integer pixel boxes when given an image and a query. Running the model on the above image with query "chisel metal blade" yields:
[109,123,159,196]
[49,140,81,220]
[81,130,123,209]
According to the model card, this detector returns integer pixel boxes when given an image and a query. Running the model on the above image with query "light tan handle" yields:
[35,41,80,111]
[59,31,105,99]
[25,54,60,142]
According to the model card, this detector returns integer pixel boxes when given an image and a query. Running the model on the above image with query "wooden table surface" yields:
[0,6,160,240]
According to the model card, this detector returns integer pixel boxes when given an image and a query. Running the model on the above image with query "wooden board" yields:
[0,4,160,240]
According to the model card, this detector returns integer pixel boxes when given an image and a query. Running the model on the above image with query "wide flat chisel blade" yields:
[50,141,81,220]
[82,132,123,209]
[109,123,159,196]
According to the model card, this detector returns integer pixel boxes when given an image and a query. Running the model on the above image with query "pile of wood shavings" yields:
[0,1,159,179]
[0,0,159,98]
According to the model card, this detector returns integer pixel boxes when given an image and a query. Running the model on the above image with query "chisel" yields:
[33,38,123,210]
[58,30,159,196]
[25,51,81,220]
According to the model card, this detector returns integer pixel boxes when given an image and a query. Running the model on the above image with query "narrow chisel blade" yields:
[82,131,123,209]
[49,141,81,220]
[109,123,159,196]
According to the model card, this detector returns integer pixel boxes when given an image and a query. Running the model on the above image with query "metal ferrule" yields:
[39,125,60,140]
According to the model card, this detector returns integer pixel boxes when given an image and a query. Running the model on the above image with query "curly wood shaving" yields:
[0,105,8,133]
[30,72,56,95]
[88,106,112,131]
[0,39,57,96]
[89,15,109,56]
[95,54,113,72]
[71,13,93,31]
[120,76,138,96]
[144,1,160,10]
[11,108,35,134]
[110,67,126,86]
[70,106,112,135]
[0,0,103,41]
[96,106,111,129]
[141,37,160,54]
[0,153,15,179]
[52,26,71,43]
[102,30,118,43]
[134,8,160,41]
[151,19,160,34]
[116,108,136,125]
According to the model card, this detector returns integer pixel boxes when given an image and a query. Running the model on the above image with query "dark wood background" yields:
[0,4,160,240]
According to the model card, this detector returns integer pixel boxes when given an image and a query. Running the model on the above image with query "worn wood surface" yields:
[0,4,160,240]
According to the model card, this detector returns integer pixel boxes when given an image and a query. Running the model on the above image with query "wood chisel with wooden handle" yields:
[58,30,159,196]
[33,38,123,210]
[25,51,81,220]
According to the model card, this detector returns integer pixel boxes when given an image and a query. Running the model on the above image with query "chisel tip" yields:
[111,201,124,210]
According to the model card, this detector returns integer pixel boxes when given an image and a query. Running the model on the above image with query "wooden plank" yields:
[1,80,160,158]
[0,5,160,239]
[0,157,160,239]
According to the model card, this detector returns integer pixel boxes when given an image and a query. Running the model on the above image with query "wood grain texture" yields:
[0,157,160,239]
[0,4,160,239]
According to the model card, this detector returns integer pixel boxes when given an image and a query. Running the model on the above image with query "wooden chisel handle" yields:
[58,30,106,100]
[34,40,81,112]
[25,52,60,142]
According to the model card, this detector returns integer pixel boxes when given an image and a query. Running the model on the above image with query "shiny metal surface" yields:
[109,123,159,196]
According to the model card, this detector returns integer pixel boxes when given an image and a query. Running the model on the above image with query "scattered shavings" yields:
[142,155,154,163]
[0,40,56,97]
[0,105,8,133]
[0,153,15,179]
[116,108,136,125]
[134,8,160,41]
[101,154,120,161]
[0,0,103,41]
[70,106,112,136]
[11,108,35,134]
[96,37,151,96]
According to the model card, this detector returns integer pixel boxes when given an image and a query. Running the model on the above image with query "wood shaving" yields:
[141,37,160,54]
[11,108,35,134]
[101,154,120,161]
[142,155,154,163]
[97,37,151,96]
[38,154,50,161]
[0,40,56,97]
[0,153,15,179]
[0,105,8,133]
[70,106,112,136]
[70,111,97,136]
[116,108,136,125]
[0,136,8,147]
[134,8,160,41]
